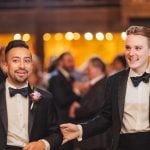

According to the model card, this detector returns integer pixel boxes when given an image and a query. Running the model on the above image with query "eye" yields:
[12,59,19,63]
[24,58,32,63]
[135,46,142,51]
[125,45,131,51]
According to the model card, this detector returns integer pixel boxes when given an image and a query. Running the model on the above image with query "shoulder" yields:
[108,68,129,81]
[36,88,53,99]
[0,81,5,91]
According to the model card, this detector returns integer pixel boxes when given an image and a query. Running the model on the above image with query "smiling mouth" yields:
[16,71,28,76]
[128,56,139,63]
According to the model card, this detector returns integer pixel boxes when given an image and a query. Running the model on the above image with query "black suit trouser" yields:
[118,132,150,150]
[6,145,22,150]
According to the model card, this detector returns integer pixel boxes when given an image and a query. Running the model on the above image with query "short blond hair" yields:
[126,25,150,47]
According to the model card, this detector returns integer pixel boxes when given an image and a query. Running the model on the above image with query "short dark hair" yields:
[113,55,127,68]
[89,57,106,73]
[58,52,71,61]
[5,40,29,55]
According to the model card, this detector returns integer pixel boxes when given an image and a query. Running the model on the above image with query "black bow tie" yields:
[130,72,150,87]
[9,87,28,97]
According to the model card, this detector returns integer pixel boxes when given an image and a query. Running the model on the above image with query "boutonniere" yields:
[29,86,42,110]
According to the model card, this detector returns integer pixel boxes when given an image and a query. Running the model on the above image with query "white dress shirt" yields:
[6,81,29,147]
[121,67,150,133]
[78,66,150,139]
[5,80,50,149]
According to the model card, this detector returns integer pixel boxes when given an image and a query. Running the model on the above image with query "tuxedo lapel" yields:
[117,69,129,122]
[28,84,37,136]
[0,83,8,133]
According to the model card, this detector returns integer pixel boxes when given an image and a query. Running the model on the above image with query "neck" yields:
[132,63,149,75]
[7,78,27,88]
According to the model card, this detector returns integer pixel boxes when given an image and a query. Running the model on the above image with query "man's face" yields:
[87,62,98,79]
[125,34,150,73]
[62,54,75,72]
[5,47,33,87]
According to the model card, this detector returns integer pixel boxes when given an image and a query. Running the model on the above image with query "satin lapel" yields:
[0,83,8,133]
[28,85,36,136]
[118,69,129,122]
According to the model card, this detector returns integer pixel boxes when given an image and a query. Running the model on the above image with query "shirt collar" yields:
[58,67,71,79]
[90,74,105,85]
[6,79,28,89]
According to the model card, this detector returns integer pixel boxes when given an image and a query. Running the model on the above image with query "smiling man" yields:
[60,25,150,150]
[0,40,62,150]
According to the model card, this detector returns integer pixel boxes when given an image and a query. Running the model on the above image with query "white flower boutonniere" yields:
[30,87,42,110]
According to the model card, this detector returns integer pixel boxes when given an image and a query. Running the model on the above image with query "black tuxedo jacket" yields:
[0,82,63,150]
[48,70,80,123]
[0,68,7,84]
[75,77,112,149]
[75,77,107,122]
[82,69,134,150]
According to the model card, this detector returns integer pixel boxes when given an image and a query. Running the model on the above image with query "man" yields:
[60,25,150,150]
[0,46,7,83]
[48,52,80,123]
[0,40,62,150]
[69,57,111,150]
[48,52,80,150]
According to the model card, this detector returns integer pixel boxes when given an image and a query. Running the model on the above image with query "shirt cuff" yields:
[39,139,50,150]
[73,87,81,96]
[77,124,83,141]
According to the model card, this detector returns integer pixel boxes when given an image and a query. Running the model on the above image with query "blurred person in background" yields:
[42,56,59,89]
[0,46,7,83]
[48,52,80,150]
[113,55,127,72]
[70,57,111,150]
[28,55,45,90]
[107,55,127,76]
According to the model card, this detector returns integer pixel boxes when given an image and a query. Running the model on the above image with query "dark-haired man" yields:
[0,46,7,83]
[0,40,62,150]
[48,52,80,150]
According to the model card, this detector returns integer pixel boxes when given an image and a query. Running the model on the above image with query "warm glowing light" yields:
[73,32,80,40]
[121,32,127,40]
[14,33,21,40]
[105,32,113,41]
[22,33,30,41]
[43,33,51,41]
[96,32,104,41]
[65,32,74,40]
[84,32,93,41]
[54,33,63,41]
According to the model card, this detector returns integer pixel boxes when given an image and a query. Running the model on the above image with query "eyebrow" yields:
[12,56,31,58]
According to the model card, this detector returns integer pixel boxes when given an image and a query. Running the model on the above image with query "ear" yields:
[2,61,8,74]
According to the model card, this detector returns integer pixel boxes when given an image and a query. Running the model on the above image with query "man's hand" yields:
[60,123,80,144]
[69,102,80,118]
[23,140,45,150]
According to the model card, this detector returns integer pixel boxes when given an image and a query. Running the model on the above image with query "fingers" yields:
[23,145,29,150]
[60,123,72,128]
[62,139,69,145]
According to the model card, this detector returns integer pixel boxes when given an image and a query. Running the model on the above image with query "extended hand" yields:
[23,141,45,150]
[60,123,80,144]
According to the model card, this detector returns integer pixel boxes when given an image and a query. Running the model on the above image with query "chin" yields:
[16,78,27,83]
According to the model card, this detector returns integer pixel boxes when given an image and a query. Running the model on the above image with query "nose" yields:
[19,60,25,68]
[128,48,135,56]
